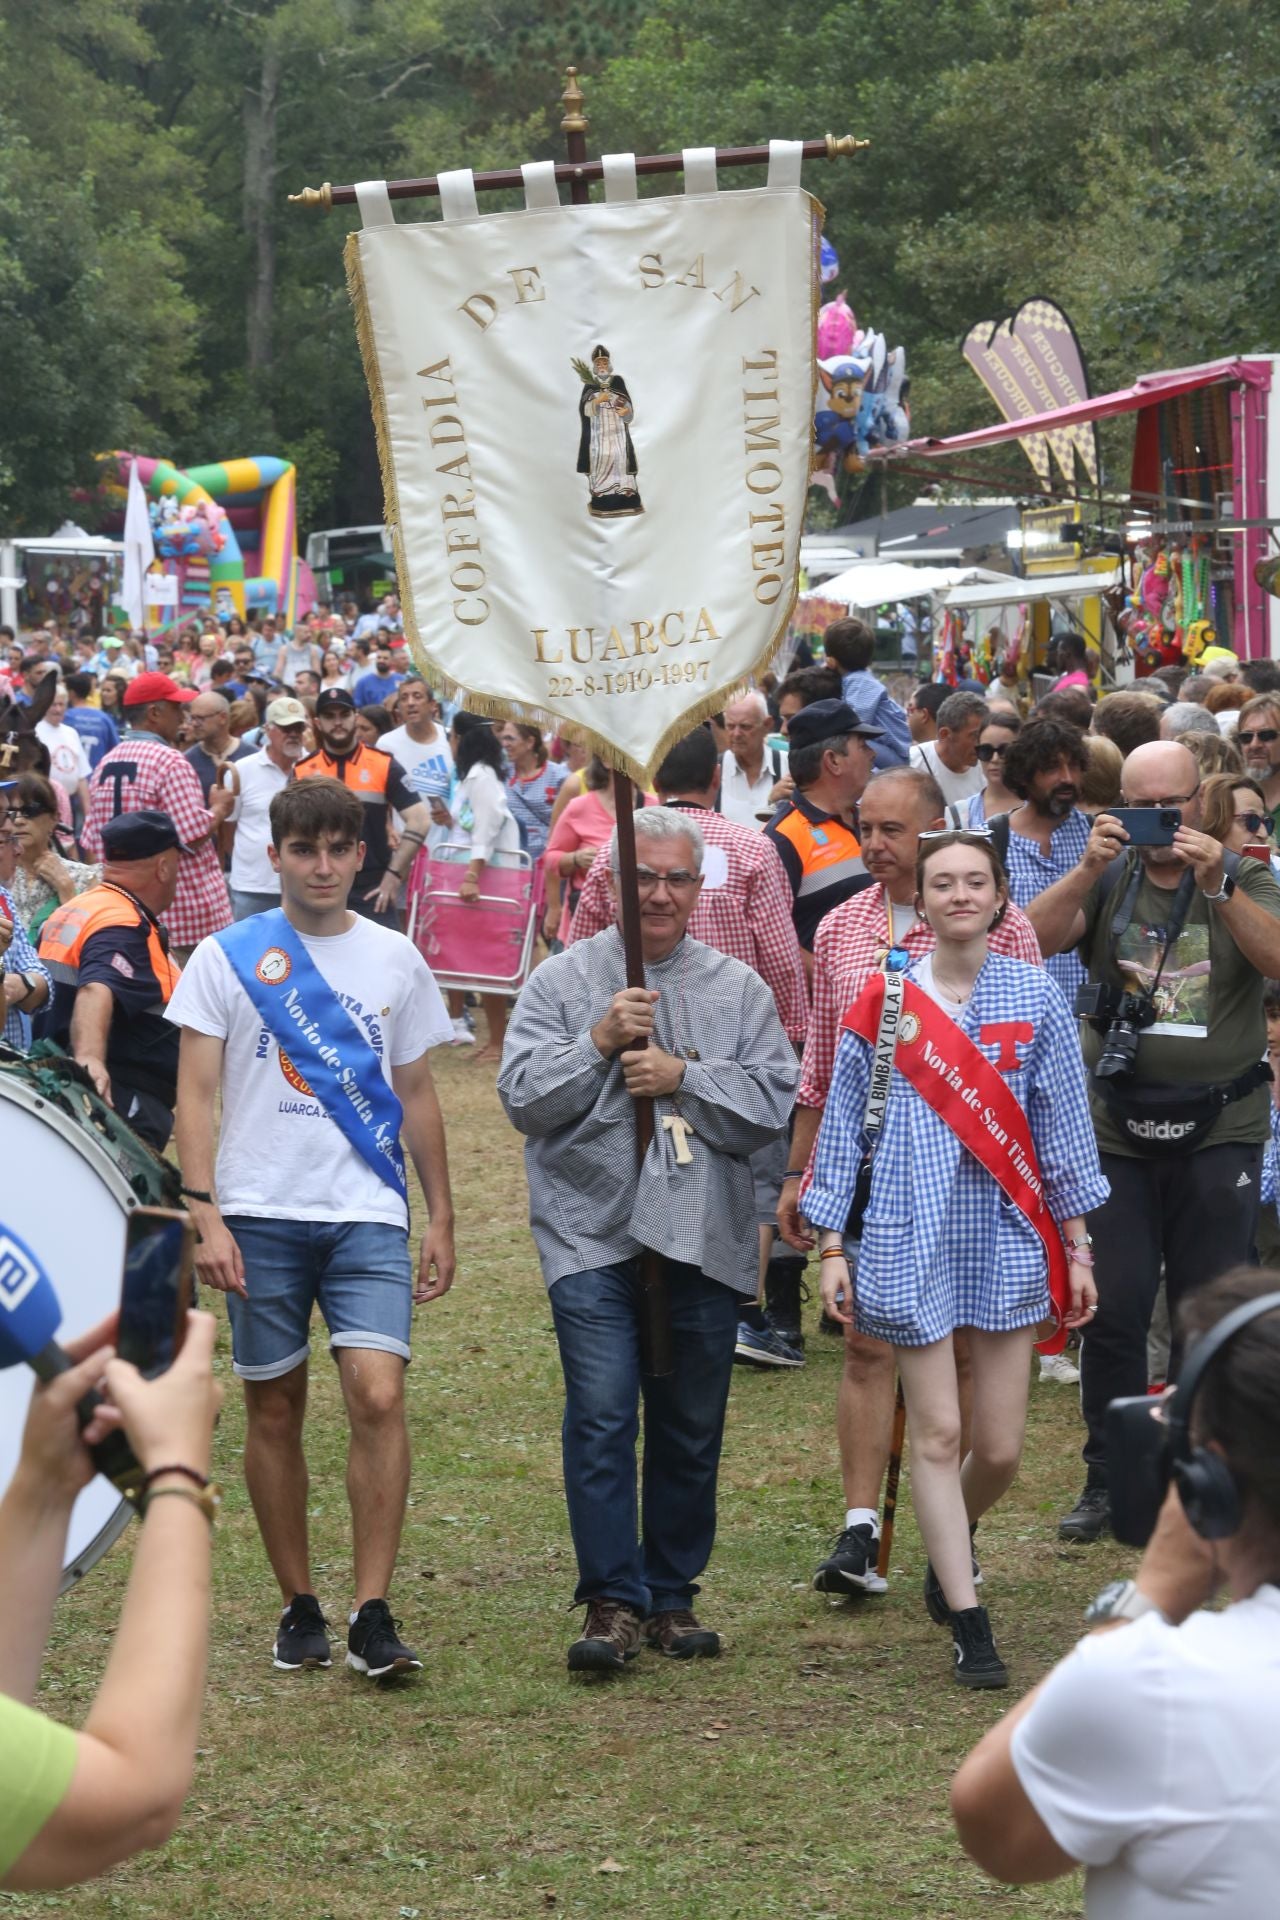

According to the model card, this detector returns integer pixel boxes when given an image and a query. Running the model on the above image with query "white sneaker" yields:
[1039,1352,1080,1385]
[450,1016,476,1046]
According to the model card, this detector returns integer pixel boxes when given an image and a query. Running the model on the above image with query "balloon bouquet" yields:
[810,237,911,506]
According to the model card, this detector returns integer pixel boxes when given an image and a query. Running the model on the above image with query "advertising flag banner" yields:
[962,298,1100,492]
[346,159,819,781]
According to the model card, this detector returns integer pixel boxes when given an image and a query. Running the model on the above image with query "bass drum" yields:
[0,1048,182,1591]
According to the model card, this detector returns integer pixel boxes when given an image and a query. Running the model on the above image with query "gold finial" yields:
[560,65,587,134]
[825,134,871,159]
[287,182,334,210]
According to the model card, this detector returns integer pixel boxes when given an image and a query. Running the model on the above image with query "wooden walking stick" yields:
[876,1377,907,1580]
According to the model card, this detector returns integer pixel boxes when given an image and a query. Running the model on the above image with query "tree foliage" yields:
[0,0,1276,534]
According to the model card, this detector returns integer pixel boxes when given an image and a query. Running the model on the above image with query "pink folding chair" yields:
[406,844,537,994]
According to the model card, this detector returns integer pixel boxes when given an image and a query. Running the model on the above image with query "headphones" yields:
[1166,1290,1280,1539]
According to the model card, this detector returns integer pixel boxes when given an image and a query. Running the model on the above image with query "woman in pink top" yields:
[1051,633,1094,693]
[543,757,619,946]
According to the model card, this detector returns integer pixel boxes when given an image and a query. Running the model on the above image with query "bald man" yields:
[185,691,254,805]
[1028,740,1280,1544]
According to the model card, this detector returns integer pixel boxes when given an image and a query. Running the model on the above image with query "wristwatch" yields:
[1201,873,1236,904]
[1084,1577,1164,1627]
[17,970,40,999]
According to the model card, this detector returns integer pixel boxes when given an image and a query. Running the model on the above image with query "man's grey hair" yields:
[865,764,947,821]
[725,688,769,722]
[609,805,704,873]
[937,691,988,733]
[1161,701,1218,740]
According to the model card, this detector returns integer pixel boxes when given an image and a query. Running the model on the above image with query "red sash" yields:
[843,974,1071,1355]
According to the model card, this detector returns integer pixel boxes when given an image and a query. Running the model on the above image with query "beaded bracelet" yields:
[141,1463,210,1492]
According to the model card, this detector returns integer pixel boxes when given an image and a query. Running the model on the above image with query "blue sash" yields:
[216,910,407,1198]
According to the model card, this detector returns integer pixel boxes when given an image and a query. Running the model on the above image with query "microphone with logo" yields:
[0,1228,142,1493]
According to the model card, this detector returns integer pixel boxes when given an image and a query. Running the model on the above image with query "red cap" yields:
[122,671,197,708]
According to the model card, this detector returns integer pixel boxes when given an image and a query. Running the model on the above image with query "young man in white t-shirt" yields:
[168,776,456,1679]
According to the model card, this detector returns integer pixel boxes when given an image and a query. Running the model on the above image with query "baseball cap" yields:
[122,671,197,708]
[98,635,125,650]
[101,809,184,860]
[315,687,356,714]
[265,695,308,727]
[785,697,883,754]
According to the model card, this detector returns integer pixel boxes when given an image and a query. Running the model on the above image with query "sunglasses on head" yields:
[1237,728,1280,746]
[918,826,994,843]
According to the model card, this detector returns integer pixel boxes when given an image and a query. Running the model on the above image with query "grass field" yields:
[5,1044,1131,1920]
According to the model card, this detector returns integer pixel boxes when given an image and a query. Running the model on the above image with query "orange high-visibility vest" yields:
[40,884,181,1001]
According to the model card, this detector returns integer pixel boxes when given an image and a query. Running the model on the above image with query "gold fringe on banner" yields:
[342,199,823,788]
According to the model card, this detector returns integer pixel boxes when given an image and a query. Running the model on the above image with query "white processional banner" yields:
[346,154,819,781]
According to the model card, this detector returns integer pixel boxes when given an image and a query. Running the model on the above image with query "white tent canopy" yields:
[936,567,1121,611]
[13,522,123,555]
[818,561,1009,607]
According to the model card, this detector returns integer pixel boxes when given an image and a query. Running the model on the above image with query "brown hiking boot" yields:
[643,1608,722,1659]
[567,1598,643,1673]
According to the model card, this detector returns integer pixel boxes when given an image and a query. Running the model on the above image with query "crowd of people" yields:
[3,603,1280,1911]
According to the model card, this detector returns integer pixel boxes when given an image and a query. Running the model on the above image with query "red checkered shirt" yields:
[797,882,1043,1108]
[82,731,231,947]
[568,805,809,1042]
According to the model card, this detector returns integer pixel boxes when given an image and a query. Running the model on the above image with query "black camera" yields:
[1105,1393,1172,1546]
[1073,982,1158,1081]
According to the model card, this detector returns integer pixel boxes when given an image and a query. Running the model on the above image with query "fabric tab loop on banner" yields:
[766,140,804,191]
[354,180,394,228]
[438,168,480,222]
[682,147,719,197]
[521,161,560,210]
[601,153,639,203]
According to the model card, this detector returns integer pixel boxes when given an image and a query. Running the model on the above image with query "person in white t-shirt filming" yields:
[168,776,457,1682]
[953,1266,1280,1918]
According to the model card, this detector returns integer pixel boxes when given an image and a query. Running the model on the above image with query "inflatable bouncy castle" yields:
[101,452,313,624]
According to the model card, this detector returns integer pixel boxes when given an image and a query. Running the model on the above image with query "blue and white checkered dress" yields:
[803,953,1109,1346]
[1261,1099,1280,1210]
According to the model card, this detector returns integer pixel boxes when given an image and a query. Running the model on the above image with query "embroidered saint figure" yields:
[573,345,643,519]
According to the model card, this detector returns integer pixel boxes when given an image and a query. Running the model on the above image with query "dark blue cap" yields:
[101,809,184,860]
[785,697,883,754]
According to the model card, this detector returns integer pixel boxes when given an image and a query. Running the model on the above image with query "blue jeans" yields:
[548,1259,740,1616]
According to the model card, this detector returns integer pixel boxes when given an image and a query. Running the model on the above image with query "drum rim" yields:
[0,1069,142,1590]
[60,1498,134,1594]
[0,1069,145,1214]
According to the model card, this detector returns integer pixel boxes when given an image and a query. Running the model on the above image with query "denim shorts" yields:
[223,1216,413,1380]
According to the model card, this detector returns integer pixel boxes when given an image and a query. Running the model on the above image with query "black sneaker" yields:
[346,1598,422,1679]
[764,1262,809,1351]
[273,1593,332,1671]
[950,1605,1008,1689]
[1058,1484,1111,1544]
[923,1524,983,1626]
[812,1522,887,1596]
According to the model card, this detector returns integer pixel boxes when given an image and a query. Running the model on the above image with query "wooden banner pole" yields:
[559,68,672,1377]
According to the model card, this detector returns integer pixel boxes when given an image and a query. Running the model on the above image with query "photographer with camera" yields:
[1027,741,1280,1543]
[952,1269,1280,1914]
[0,1311,221,1890]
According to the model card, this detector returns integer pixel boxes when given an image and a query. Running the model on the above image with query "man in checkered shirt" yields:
[777,766,1044,1598]
[82,673,233,957]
